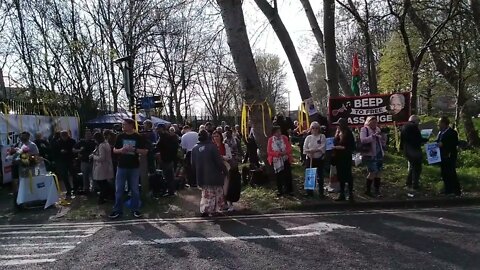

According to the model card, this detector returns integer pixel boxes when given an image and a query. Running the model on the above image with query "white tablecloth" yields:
[17,174,59,209]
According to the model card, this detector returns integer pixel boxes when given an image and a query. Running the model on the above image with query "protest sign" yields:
[329,93,411,127]
[304,167,317,190]
[425,143,441,164]
[421,129,433,139]
[326,137,335,151]
[303,98,318,116]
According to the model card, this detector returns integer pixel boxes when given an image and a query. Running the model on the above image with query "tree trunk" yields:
[254,0,320,121]
[323,0,340,97]
[471,0,480,33]
[300,0,352,96]
[410,64,420,115]
[217,0,272,165]
[364,28,378,94]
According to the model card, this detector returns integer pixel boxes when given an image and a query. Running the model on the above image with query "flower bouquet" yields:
[7,145,39,177]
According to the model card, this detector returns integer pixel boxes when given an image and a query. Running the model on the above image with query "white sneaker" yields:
[227,206,234,212]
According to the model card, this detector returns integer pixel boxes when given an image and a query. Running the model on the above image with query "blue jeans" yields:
[114,167,140,213]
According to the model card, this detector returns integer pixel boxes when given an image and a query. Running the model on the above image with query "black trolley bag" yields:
[149,169,167,197]
[226,167,242,202]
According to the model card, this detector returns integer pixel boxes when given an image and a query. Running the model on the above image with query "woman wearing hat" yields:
[332,118,356,201]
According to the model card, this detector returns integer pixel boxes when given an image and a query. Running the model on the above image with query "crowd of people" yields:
[11,112,462,218]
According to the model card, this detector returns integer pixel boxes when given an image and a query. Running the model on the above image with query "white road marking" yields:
[124,221,354,246]
[0,229,98,235]
[2,245,77,251]
[287,222,355,231]
[123,232,325,246]
[0,206,478,230]
[0,229,101,266]
[0,242,81,248]
[0,247,74,259]
[0,233,94,240]
[0,259,56,266]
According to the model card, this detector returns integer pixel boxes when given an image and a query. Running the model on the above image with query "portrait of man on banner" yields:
[389,94,408,122]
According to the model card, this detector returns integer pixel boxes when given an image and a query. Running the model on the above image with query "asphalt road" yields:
[0,206,479,270]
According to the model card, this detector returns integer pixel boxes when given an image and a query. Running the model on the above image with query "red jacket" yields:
[267,135,293,165]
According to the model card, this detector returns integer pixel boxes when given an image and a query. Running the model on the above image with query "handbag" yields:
[304,158,317,190]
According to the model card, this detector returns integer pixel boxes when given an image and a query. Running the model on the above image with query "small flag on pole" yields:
[351,53,361,96]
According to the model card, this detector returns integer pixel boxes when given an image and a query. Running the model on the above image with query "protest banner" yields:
[328,92,411,127]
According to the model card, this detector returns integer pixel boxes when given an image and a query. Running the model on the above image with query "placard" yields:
[304,167,317,190]
[325,137,335,151]
[329,92,411,127]
[421,129,433,139]
[303,98,318,116]
[425,143,441,164]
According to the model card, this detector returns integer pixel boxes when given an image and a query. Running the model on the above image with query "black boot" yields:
[365,179,373,197]
[374,178,381,197]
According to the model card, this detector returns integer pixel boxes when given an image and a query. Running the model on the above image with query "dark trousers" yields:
[160,162,176,195]
[336,158,353,196]
[306,157,324,195]
[95,180,110,201]
[406,158,422,189]
[440,157,461,195]
[185,151,196,186]
[276,161,293,194]
[56,161,75,194]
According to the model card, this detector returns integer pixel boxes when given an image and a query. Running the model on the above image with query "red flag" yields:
[352,53,360,76]
[351,53,361,96]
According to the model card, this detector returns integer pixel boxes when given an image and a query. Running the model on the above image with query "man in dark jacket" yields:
[53,131,77,197]
[400,115,427,190]
[73,129,96,194]
[436,117,461,196]
[155,124,179,197]
[191,130,227,187]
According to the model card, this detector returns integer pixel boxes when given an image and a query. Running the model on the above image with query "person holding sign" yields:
[360,116,386,197]
[303,122,326,198]
[436,117,461,196]
[267,126,293,197]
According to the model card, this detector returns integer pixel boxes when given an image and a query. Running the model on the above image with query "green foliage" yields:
[378,32,412,93]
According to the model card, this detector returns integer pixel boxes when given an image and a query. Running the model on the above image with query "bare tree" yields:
[336,0,379,94]
[409,1,480,146]
[216,0,271,164]
[387,0,458,114]
[300,0,352,96]
[471,0,480,33]
[253,0,321,120]
[255,52,288,113]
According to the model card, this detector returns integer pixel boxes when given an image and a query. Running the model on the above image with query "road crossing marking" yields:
[0,206,477,230]
[123,221,355,246]
[0,259,56,266]
[0,227,100,266]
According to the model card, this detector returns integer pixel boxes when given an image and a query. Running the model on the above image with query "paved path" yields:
[1,206,479,269]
